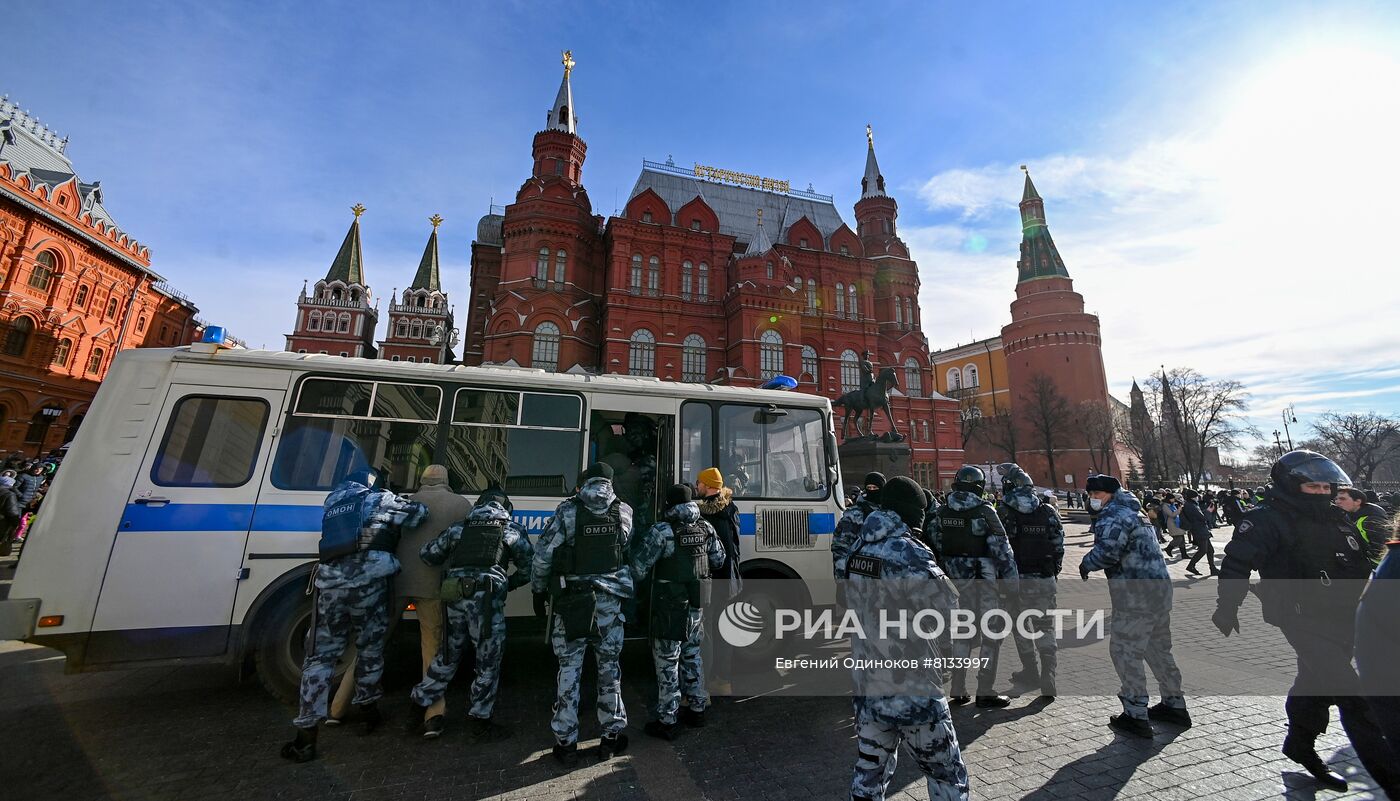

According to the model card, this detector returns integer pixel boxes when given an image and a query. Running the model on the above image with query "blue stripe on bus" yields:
[120,504,836,536]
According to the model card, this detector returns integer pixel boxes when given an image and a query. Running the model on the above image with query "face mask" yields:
[1088,498,1104,511]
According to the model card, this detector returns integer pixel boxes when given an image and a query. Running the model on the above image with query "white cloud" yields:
[905,41,1400,448]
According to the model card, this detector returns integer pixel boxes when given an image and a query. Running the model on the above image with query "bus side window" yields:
[680,402,714,487]
[152,396,269,488]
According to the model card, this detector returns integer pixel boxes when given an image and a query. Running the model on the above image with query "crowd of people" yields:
[246,443,1398,801]
[0,451,62,558]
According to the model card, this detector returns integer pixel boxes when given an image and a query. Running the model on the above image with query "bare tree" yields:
[1151,367,1258,487]
[1077,400,1119,476]
[980,408,1020,463]
[1020,373,1075,488]
[1309,412,1400,484]
[953,388,984,446]
[1117,403,1160,485]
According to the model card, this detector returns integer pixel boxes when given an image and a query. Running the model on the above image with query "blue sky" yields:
[7,1,1400,454]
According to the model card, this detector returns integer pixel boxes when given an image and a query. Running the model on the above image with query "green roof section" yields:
[410,216,442,291]
[325,204,366,285]
[1016,170,1070,282]
[1021,168,1041,202]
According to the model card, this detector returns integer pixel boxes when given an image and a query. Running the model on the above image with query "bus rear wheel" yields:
[253,587,314,705]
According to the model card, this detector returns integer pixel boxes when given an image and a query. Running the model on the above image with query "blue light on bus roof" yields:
[200,326,227,345]
[759,375,798,391]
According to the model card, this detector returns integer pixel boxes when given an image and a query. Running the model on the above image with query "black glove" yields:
[533,591,549,620]
[1212,605,1240,637]
[1079,563,1091,582]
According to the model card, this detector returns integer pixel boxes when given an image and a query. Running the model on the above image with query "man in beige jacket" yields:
[328,465,472,731]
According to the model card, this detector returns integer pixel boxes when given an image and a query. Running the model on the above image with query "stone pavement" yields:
[0,522,1389,800]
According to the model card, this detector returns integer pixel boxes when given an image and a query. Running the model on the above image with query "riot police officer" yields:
[531,462,635,765]
[630,484,726,740]
[1214,451,1399,794]
[833,472,887,579]
[999,468,1065,698]
[843,476,969,801]
[408,486,533,740]
[928,465,1019,707]
[281,468,428,762]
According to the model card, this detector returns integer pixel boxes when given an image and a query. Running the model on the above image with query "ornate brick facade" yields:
[462,60,964,486]
[0,97,201,459]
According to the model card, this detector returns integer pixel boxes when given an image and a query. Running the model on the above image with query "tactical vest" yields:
[449,518,507,570]
[1009,508,1055,575]
[570,500,624,574]
[654,520,711,585]
[1258,506,1373,624]
[938,505,989,558]
[318,488,370,562]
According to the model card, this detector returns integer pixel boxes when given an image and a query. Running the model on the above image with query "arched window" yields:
[647,256,660,296]
[105,297,119,319]
[964,364,979,388]
[87,346,105,374]
[697,262,709,299]
[847,285,858,319]
[630,254,643,294]
[350,289,360,303]
[136,315,146,333]
[840,349,861,392]
[28,250,56,290]
[947,367,961,391]
[806,278,817,312]
[536,247,550,286]
[905,298,915,329]
[410,320,422,338]
[894,296,903,326]
[53,337,73,366]
[765,261,774,280]
[555,249,567,286]
[681,261,693,300]
[904,358,922,398]
[532,321,561,372]
[628,329,655,376]
[835,283,845,316]
[395,319,408,337]
[338,313,350,333]
[75,284,89,307]
[801,345,818,383]
[3,316,33,357]
[308,311,321,331]
[682,334,706,382]
[759,329,784,379]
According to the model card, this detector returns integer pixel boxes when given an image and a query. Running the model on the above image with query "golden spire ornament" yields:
[562,50,575,75]
[866,124,874,147]
[429,213,443,229]
[351,203,366,218]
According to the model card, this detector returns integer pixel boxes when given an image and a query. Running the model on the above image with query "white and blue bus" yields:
[0,342,844,700]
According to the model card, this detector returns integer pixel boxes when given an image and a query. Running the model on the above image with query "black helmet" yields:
[1270,450,1350,497]
[1001,468,1034,493]
[952,465,986,494]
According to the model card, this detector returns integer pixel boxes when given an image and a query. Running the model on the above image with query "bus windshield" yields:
[715,404,829,500]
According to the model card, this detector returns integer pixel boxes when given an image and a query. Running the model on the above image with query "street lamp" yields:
[428,324,460,365]
[1281,405,1297,450]
[1273,429,1285,459]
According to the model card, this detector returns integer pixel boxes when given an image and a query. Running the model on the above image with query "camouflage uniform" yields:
[843,509,970,801]
[832,495,877,580]
[630,500,726,725]
[1080,489,1185,720]
[531,477,635,746]
[999,489,1065,683]
[927,490,1019,697]
[294,482,428,729]
[409,500,533,720]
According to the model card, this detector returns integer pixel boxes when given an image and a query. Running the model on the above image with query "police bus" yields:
[0,340,843,701]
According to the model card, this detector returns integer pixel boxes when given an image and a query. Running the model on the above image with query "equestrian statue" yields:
[832,350,903,442]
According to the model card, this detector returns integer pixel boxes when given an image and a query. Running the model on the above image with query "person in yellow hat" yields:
[694,467,740,695]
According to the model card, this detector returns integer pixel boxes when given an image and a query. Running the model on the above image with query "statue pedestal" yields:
[838,438,912,494]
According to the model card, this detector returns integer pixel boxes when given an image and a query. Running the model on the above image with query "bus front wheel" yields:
[252,587,314,705]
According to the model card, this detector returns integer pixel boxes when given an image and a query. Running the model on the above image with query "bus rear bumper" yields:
[0,598,40,641]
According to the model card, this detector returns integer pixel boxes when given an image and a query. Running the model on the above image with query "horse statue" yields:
[832,366,902,441]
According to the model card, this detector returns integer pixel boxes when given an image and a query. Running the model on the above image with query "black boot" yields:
[1282,735,1348,791]
[975,695,1012,708]
[1009,663,1038,686]
[422,715,446,739]
[1108,714,1153,738]
[552,741,579,768]
[1147,702,1192,728]
[1039,658,1057,700]
[356,701,381,736]
[279,726,318,762]
[679,707,707,728]
[599,732,629,758]
[644,720,681,740]
[467,716,511,743]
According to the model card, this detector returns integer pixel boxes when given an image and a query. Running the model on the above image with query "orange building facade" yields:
[0,98,206,459]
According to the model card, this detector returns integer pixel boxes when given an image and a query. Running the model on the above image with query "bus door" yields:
[90,385,284,662]
[586,404,675,534]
